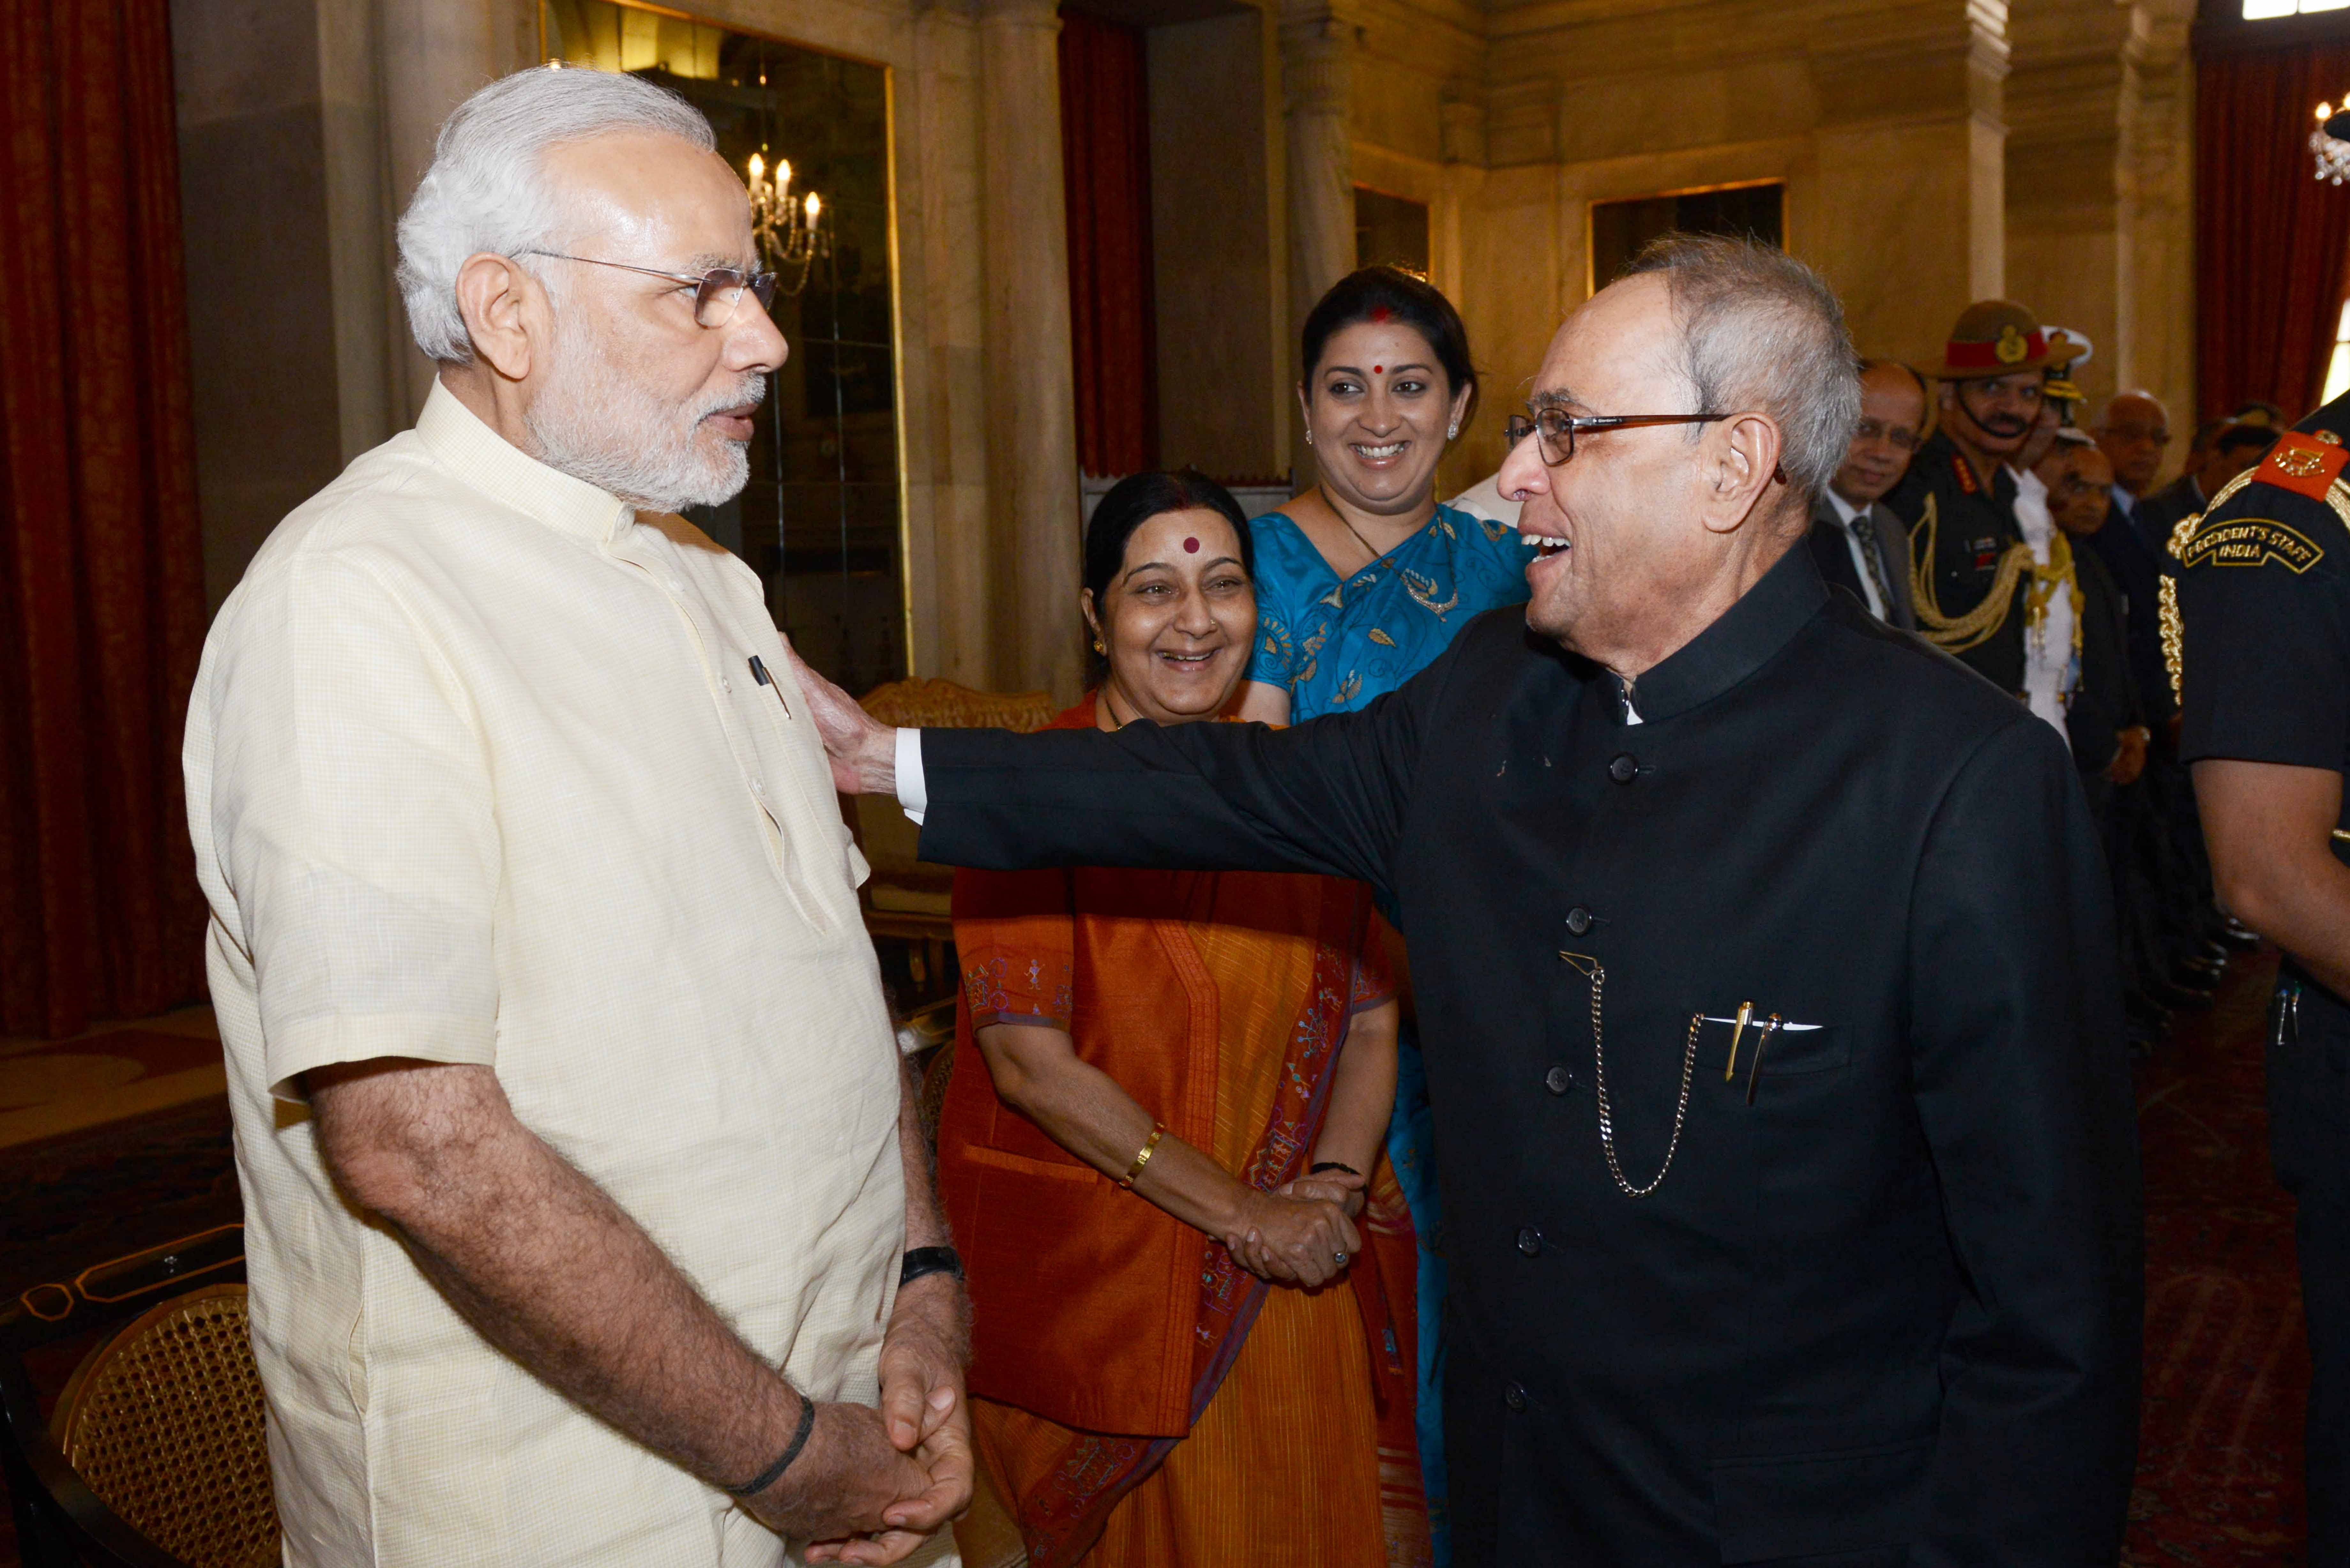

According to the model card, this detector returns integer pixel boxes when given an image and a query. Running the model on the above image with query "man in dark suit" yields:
[1805,358,1922,629]
[801,236,2142,1567]
[2133,414,2281,550]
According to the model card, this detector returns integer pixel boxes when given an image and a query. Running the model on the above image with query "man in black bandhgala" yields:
[801,235,2142,1567]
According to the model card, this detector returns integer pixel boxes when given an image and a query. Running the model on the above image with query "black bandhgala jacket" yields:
[915,544,2142,1567]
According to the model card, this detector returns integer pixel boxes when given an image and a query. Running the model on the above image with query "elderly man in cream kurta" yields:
[183,69,967,1568]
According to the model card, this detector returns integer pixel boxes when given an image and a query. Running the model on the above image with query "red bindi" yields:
[1369,305,1394,324]
[1374,365,1384,374]
[1184,536,1200,553]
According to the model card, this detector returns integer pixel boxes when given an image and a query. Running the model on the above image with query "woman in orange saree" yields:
[935,471,1429,1568]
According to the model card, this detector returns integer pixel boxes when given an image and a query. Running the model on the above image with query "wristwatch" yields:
[900,1245,964,1288]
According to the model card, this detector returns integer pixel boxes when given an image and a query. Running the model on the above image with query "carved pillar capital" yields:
[1278,6,1358,122]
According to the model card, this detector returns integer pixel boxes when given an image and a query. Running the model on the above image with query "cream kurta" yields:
[185,384,950,1567]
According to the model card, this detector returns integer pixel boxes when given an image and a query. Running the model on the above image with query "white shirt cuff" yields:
[895,727,928,825]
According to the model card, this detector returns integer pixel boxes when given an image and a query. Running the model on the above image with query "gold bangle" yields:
[1118,1123,1167,1189]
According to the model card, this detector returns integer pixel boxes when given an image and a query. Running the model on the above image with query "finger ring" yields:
[1333,1250,1349,1266]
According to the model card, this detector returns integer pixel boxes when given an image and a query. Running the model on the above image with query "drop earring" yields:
[1093,638,1106,654]
[1446,423,1459,441]
[1304,430,1315,446]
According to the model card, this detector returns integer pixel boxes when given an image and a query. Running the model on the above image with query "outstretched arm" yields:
[785,643,1441,893]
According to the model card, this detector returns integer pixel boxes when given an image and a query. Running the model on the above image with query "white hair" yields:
[1622,233,1861,503]
[396,66,715,364]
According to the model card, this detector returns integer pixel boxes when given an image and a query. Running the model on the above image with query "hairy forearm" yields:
[897,1056,950,1252]
[1312,999,1399,1179]
[311,1062,798,1493]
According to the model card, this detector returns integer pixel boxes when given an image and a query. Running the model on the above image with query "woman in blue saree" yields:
[1238,266,1532,1564]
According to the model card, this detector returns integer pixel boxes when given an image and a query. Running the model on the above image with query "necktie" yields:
[1848,510,1897,616]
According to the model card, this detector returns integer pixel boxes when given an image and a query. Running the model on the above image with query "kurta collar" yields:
[1620,539,1829,722]
[414,380,635,547]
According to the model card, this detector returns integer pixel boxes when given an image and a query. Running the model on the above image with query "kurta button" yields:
[1608,753,1638,783]
[1544,1065,1573,1095]
[750,779,764,795]
[1504,1382,1528,1412]
[1565,906,1594,935]
[1516,1226,1543,1257]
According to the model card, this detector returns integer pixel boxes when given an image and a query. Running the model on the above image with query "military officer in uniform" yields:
[2175,363,2350,1557]
[800,236,2142,1566]
[1886,301,2085,701]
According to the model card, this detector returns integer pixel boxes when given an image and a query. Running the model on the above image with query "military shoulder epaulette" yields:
[2255,431,2350,503]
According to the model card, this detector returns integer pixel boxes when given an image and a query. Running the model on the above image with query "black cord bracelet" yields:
[900,1244,964,1288]
[726,1391,818,1498]
[1308,1160,1361,1178]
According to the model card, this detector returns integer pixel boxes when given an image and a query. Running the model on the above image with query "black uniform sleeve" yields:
[1905,711,2143,1564]
[913,622,1468,896]
[2176,485,2350,770]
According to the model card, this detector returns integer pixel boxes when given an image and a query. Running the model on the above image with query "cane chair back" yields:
[49,1284,278,1568]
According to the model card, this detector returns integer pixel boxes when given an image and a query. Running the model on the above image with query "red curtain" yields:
[1059,9,1158,478]
[0,0,208,1036]
[2195,40,2350,423]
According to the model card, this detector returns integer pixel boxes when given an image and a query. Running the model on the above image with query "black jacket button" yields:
[1565,906,1594,935]
[1608,753,1638,783]
[1505,1381,1529,1412]
[1544,1065,1573,1095]
[1516,1226,1543,1257]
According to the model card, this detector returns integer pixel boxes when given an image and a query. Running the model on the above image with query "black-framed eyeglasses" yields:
[524,252,778,328]
[1505,408,1727,467]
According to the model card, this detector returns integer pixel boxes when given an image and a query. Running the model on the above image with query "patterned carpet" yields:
[0,960,2315,1564]
[2127,947,2307,1564]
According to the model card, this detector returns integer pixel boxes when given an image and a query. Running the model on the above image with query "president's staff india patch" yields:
[2174,517,2326,574]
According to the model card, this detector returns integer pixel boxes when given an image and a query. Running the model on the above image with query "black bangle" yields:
[900,1245,964,1288]
[1308,1161,1360,1178]
[726,1391,817,1498]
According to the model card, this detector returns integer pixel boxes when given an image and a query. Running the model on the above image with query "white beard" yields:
[526,309,763,513]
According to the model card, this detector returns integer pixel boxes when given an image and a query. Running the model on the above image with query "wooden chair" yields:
[1,1226,276,1568]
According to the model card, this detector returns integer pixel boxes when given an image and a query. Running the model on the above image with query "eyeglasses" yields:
[1504,408,1727,467]
[523,252,778,328]
[1853,418,1923,454]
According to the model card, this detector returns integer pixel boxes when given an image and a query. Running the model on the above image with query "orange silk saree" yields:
[936,698,1430,1568]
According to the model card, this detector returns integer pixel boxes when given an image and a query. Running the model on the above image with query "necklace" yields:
[1314,490,1411,575]
[1561,952,1702,1198]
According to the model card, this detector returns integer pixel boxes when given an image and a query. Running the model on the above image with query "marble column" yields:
[976,0,1084,698]
[2116,0,2197,430]
[378,0,506,420]
[1280,3,1356,483]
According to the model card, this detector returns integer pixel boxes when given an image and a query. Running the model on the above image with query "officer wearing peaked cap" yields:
[1886,301,2088,705]
[2174,346,2350,1557]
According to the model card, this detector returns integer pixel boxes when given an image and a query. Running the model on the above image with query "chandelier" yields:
[2315,100,2350,186]
[746,153,831,295]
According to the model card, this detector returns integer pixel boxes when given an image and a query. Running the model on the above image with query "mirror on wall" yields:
[1355,187,1431,275]
[542,0,907,695]
[1588,180,1785,295]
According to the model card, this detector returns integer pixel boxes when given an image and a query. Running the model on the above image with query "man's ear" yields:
[453,253,542,383]
[1699,413,1781,535]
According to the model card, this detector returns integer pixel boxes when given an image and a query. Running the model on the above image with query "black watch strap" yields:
[900,1245,964,1288]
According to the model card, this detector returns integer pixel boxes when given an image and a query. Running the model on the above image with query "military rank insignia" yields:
[2257,432,2350,501]
[2173,517,2324,573]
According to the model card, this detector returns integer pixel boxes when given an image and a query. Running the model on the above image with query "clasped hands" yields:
[1223,1170,1366,1289]
[743,1273,974,1565]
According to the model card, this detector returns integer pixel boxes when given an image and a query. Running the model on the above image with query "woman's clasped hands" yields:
[1222,1169,1366,1288]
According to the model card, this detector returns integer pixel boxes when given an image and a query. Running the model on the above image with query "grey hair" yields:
[1621,233,1861,502]
[396,66,716,364]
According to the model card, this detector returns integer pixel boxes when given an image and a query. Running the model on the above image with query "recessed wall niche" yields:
[1588,181,1785,295]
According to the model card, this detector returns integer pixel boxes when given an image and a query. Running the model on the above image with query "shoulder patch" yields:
[2257,432,2350,501]
[2174,516,2325,573]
